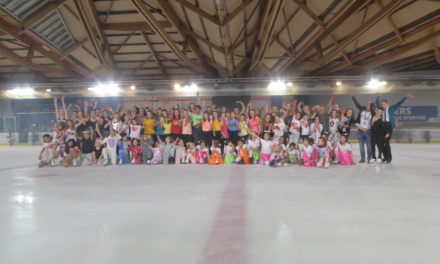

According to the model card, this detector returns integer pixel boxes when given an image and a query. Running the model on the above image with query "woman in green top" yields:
[191,105,203,145]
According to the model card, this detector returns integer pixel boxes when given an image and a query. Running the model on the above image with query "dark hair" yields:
[43,134,52,139]
[195,105,201,110]
[380,99,388,104]
[65,139,76,154]
[289,143,296,147]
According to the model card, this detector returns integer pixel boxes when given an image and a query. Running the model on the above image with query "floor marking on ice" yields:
[199,167,247,264]
[33,173,58,177]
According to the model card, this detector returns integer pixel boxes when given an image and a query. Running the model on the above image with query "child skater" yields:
[102,129,121,166]
[38,134,55,168]
[328,110,340,146]
[157,135,174,164]
[185,142,198,164]
[128,139,143,165]
[209,139,224,165]
[63,139,80,167]
[174,138,186,164]
[223,140,236,164]
[250,131,274,166]
[142,134,154,164]
[287,143,300,164]
[151,141,163,164]
[197,140,209,164]
[79,130,94,166]
[93,141,104,166]
[300,114,310,143]
[300,137,315,167]
[270,144,287,167]
[315,136,331,168]
[310,116,323,144]
[235,139,250,164]
[289,112,301,145]
[247,131,261,164]
[118,135,130,165]
[335,135,356,165]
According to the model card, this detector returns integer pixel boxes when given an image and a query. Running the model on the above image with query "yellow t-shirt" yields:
[143,118,155,134]
[163,121,171,134]
[239,121,248,136]
[213,119,221,131]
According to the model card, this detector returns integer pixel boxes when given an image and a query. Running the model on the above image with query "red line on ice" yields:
[199,168,247,264]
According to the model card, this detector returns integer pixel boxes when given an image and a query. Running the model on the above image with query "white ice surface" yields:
[0,145,440,264]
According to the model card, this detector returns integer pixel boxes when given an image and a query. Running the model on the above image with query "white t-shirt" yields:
[360,111,372,129]
[329,118,339,134]
[272,121,286,138]
[197,146,209,153]
[102,134,121,150]
[65,129,76,142]
[224,145,235,155]
[310,123,323,142]
[300,120,310,136]
[260,139,274,154]
[236,144,247,151]
[289,118,301,134]
[210,146,221,153]
[247,138,261,149]
[301,145,314,156]
[337,142,352,154]
[129,125,141,139]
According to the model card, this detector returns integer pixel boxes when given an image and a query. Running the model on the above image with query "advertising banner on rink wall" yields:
[395,106,438,122]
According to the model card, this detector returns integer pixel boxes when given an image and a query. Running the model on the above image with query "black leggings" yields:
[229,130,239,145]
[372,133,384,160]
[201,131,213,147]
[171,133,182,141]
[181,134,193,146]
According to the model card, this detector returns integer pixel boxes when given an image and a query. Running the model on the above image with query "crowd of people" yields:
[38,93,413,168]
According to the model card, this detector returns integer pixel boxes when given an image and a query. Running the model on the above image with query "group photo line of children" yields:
[39,93,413,168]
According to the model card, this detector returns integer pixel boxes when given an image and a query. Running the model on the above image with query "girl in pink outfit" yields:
[197,140,210,164]
[315,136,331,168]
[220,113,229,152]
[249,131,273,166]
[300,137,315,167]
[336,135,355,165]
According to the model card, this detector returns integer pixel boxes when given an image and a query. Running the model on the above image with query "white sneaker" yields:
[376,159,383,163]
[369,158,376,163]
[72,159,78,167]
[50,159,56,167]
[103,160,109,166]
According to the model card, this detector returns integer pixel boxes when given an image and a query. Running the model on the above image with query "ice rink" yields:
[0,144,439,264]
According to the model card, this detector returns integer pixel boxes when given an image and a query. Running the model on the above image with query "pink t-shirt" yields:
[221,119,229,139]
[248,117,260,134]
[202,120,212,132]
[182,119,192,135]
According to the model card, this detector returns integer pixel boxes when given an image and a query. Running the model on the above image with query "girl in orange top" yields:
[201,112,213,147]
[181,110,192,145]
[209,139,224,165]
[235,139,250,164]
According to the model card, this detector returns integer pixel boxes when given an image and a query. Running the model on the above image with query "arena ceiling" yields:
[0,0,439,84]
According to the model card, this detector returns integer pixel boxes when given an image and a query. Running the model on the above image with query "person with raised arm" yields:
[375,93,414,163]
[352,95,375,163]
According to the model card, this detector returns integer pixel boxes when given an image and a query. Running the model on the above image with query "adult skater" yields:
[375,93,414,163]
[352,96,375,163]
